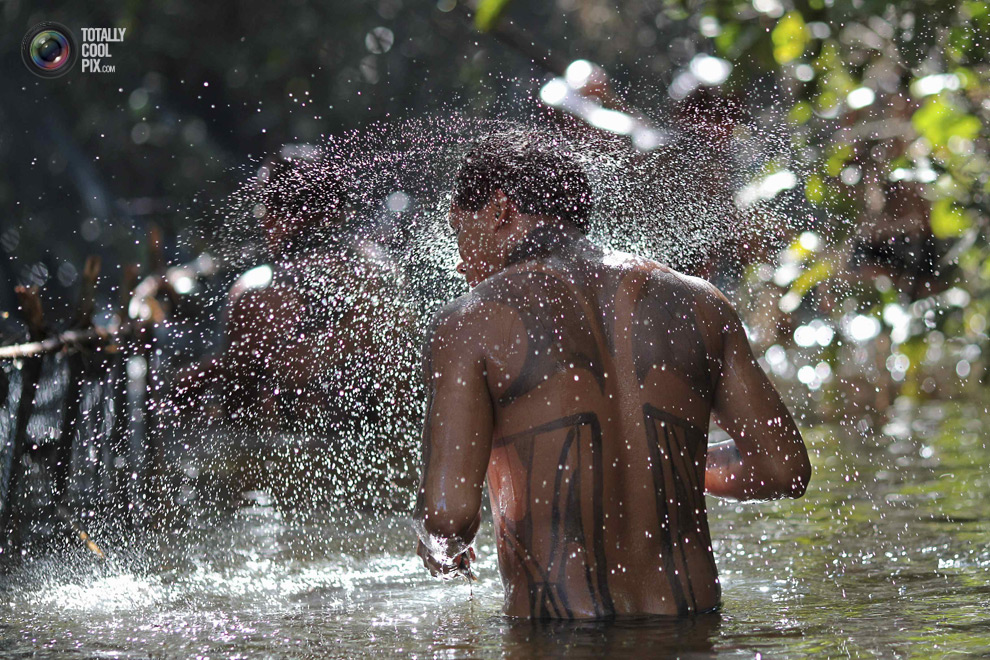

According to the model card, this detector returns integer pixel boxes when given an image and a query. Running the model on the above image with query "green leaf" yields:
[825,143,853,177]
[772,12,809,64]
[912,94,982,148]
[714,21,741,56]
[964,0,989,18]
[930,199,971,238]
[791,258,835,296]
[806,174,825,204]
[475,0,515,32]
[789,100,813,124]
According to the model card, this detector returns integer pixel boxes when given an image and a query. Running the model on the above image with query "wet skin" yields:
[167,239,410,431]
[414,200,811,619]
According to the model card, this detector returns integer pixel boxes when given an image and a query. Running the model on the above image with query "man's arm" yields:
[162,281,267,415]
[413,300,494,577]
[703,285,811,501]
[163,278,295,420]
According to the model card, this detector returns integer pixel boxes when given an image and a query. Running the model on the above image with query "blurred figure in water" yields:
[167,145,414,436]
[539,60,749,286]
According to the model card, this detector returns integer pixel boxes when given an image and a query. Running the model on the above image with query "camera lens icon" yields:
[22,22,78,78]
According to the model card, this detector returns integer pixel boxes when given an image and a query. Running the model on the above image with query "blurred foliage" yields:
[475,0,516,32]
[667,0,989,411]
[0,0,567,322]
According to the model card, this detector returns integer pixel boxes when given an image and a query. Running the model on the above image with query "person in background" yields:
[166,145,413,435]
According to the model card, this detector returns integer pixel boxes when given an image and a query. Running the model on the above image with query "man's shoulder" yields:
[421,292,493,374]
[649,267,739,337]
[606,254,737,331]
[602,250,722,298]
[463,248,723,305]
[666,269,727,304]
[426,290,490,343]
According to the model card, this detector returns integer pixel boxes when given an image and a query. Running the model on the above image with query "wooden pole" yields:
[0,325,139,360]
[54,256,102,501]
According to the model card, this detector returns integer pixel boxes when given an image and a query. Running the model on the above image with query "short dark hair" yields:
[257,146,350,222]
[453,130,593,233]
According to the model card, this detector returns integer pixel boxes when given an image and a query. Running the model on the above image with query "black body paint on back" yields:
[495,413,615,619]
[642,403,717,615]
[420,230,729,618]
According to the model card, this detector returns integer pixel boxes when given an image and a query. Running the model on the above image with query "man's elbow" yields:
[750,453,811,501]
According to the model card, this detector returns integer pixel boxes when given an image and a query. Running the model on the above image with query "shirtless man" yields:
[413,131,811,619]
[167,146,411,433]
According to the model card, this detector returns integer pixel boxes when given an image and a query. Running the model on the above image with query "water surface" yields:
[1,400,988,658]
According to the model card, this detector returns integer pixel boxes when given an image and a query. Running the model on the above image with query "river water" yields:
[1,398,988,658]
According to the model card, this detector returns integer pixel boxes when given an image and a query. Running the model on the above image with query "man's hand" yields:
[417,540,476,581]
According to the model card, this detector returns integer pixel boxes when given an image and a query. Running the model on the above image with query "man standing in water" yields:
[168,145,411,434]
[413,131,811,618]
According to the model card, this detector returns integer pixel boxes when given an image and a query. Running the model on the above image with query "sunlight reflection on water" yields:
[2,401,989,658]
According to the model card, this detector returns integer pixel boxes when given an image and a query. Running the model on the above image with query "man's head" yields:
[257,144,350,252]
[449,131,592,287]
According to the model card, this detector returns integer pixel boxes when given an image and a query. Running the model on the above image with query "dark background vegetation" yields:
[1,0,987,406]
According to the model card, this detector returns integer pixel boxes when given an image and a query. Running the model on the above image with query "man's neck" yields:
[506,220,586,266]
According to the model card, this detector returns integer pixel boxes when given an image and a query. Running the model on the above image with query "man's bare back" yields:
[414,132,810,619]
